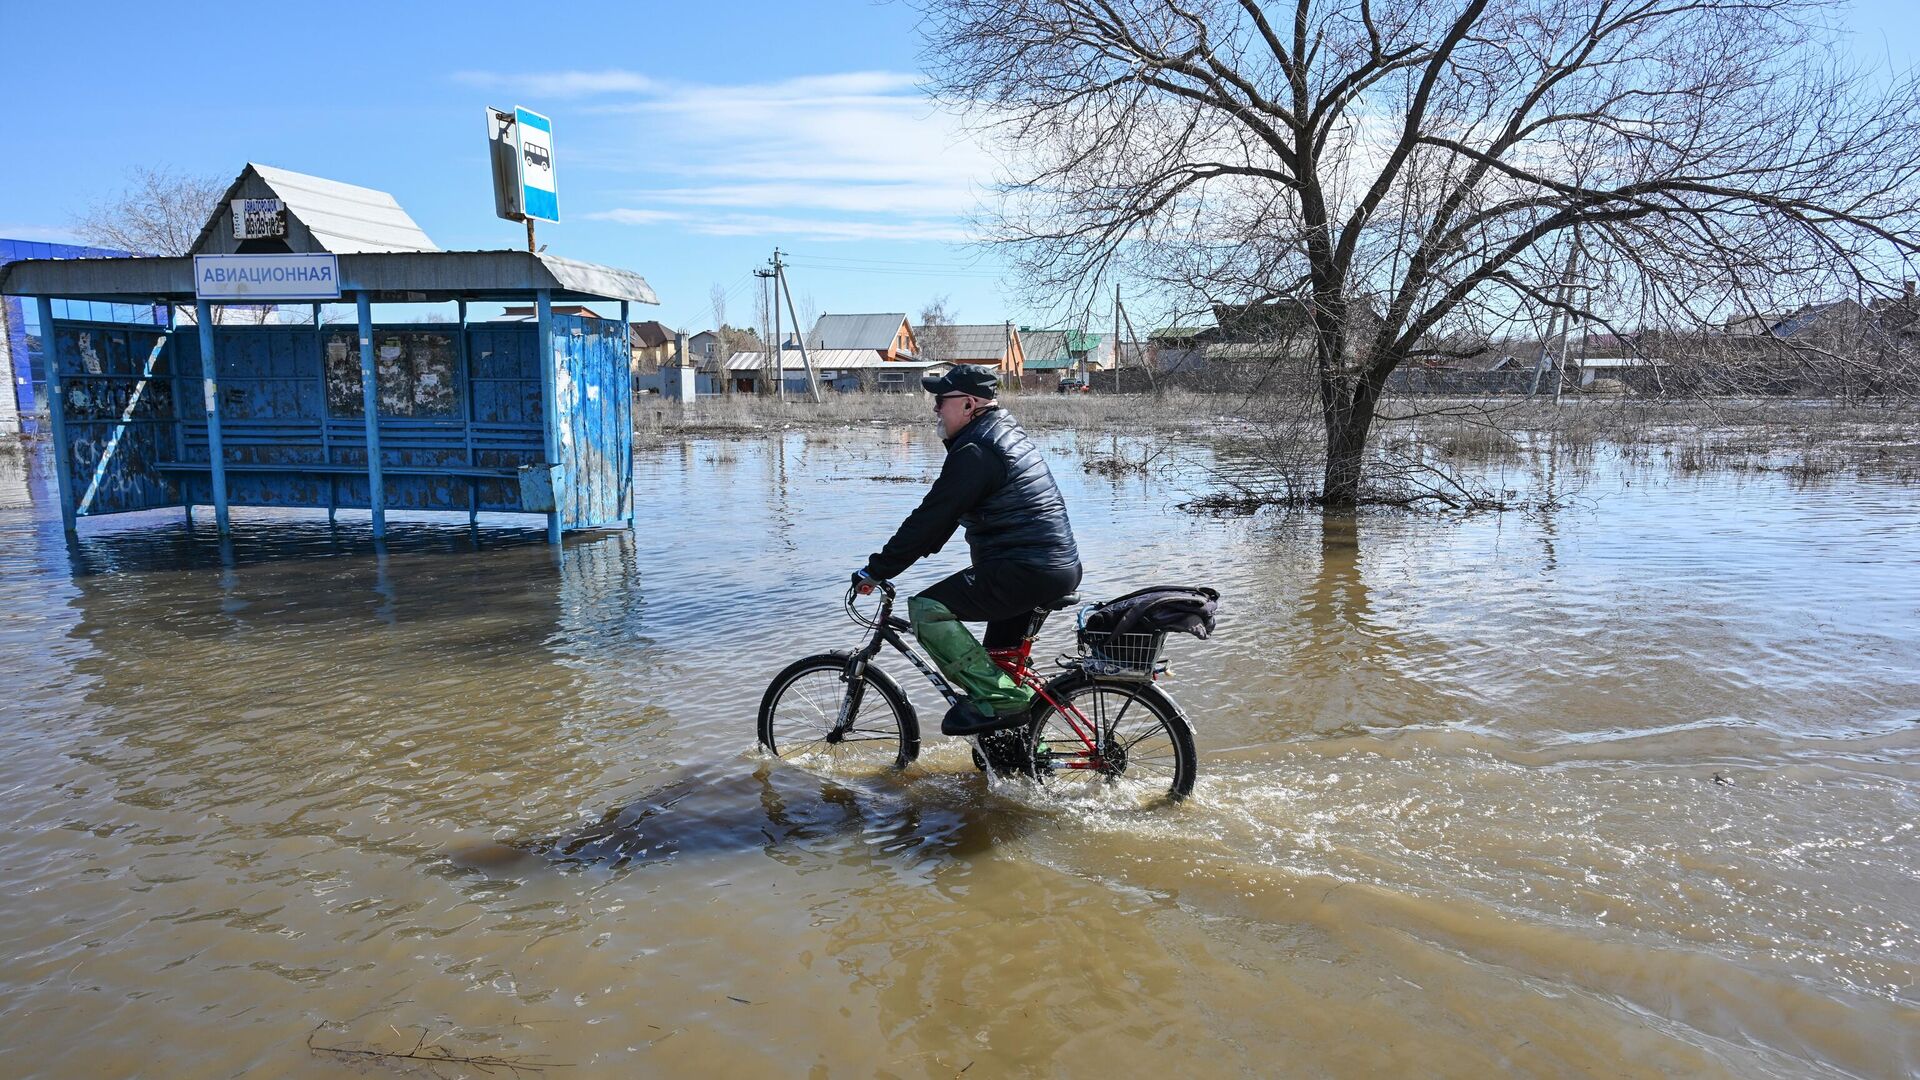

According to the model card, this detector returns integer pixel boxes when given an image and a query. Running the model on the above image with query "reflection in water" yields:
[0,433,1915,1078]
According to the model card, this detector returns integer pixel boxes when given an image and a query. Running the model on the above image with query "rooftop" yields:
[192,163,439,255]
[809,313,909,351]
[0,249,659,306]
[937,323,1018,359]
[724,349,944,372]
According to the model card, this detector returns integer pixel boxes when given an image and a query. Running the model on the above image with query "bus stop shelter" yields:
[0,169,656,545]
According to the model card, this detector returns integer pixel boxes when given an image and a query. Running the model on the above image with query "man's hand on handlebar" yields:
[850,569,892,597]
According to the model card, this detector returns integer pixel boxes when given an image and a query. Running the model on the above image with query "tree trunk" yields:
[1320,370,1384,509]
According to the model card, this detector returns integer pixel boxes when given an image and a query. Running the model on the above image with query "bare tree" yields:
[922,0,1920,507]
[708,284,767,396]
[795,292,821,350]
[711,283,734,395]
[919,295,960,361]
[74,167,226,256]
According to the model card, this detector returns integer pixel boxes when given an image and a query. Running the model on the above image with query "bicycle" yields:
[757,578,1198,803]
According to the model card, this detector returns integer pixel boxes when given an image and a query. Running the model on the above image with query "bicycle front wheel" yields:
[1028,672,1196,802]
[758,652,920,773]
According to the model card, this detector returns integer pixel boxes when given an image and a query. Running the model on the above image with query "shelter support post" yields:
[194,297,231,536]
[537,289,560,545]
[356,294,385,539]
[620,300,634,525]
[36,296,77,534]
[457,299,476,528]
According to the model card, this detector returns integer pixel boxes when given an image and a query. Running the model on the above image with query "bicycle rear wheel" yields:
[759,652,920,773]
[1027,673,1196,802]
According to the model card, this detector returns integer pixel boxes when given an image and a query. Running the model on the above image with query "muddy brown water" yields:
[0,427,1915,1078]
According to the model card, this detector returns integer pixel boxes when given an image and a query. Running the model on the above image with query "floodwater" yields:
[0,423,1915,1079]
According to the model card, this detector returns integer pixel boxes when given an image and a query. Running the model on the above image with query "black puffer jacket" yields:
[863,407,1079,580]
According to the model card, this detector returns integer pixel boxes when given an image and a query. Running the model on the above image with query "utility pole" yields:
[1554,227,1584,406]
[1529,235,1583,399]
[756,251,771,399]
[1117,295,1154,393]
[773,247,822,402]
[754,268,775,396]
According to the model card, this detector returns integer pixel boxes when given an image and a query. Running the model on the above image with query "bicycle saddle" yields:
[1039,593,1081,612]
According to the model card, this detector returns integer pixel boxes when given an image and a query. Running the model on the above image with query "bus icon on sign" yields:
[523,141,550,170]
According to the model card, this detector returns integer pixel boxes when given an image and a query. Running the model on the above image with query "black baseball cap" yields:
[921,363,999,397]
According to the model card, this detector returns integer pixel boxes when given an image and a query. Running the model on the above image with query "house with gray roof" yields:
[806,313,918,360]
[921,322,1025,374]
[1017,328,1113,388]
[725,348,949,394]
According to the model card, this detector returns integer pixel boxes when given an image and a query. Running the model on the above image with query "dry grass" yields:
[634,388,1227,441]
[632,389,1920,487]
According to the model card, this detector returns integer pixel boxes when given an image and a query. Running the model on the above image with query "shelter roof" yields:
[0,249,659,306]
[809,313,909,350]
[192,163,439,255]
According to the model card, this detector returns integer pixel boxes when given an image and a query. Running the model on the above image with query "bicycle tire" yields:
[1026,671,1196,801]
[758,652,921,772]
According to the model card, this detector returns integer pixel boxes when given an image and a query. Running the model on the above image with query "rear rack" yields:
[1068,604,1169,680]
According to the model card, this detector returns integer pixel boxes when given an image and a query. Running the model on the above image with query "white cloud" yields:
[584,208,971,243]
[0,223,84,244]
[455,68,996,241]
[452,69,661,98]
[589,208,684,226]
[641,181,981,216]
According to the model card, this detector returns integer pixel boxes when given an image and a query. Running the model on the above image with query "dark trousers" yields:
[916,560,1083,648]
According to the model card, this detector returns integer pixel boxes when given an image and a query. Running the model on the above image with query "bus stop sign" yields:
[515,107,558,222]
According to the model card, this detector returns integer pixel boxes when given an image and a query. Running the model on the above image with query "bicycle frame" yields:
[840,582,1132,773]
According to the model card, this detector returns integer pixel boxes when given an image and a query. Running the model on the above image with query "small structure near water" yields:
[0,163,658,544]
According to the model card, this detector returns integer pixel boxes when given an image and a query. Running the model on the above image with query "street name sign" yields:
[193,254,341,300]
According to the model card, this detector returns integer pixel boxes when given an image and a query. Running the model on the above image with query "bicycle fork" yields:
[829,655,870,745]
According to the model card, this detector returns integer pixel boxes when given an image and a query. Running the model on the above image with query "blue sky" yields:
[3,1,1916,334]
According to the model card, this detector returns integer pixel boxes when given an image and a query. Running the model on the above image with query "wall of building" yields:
[0,238,164,435]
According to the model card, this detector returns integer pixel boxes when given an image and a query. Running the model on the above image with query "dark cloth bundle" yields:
[1083,585,1220,640]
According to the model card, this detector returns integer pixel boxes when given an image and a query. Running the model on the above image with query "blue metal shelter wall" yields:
[551,314,632,529]
[162,323,548,515]
[50,320,182,516]
[39,317,626,529]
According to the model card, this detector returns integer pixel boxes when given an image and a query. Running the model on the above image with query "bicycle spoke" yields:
[765,665,907,773]
[1029,682,1192,801]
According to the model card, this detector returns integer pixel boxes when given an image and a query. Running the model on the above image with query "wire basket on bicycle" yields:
[1072,585,1219,681]
[1074,624,1169,680]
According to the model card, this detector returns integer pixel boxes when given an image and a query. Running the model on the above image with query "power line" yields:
[660,270,756,331]
[787,250,1000,269]
[785,261,1005,280]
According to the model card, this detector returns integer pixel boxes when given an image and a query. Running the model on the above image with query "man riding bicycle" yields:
[853,364,1083,737]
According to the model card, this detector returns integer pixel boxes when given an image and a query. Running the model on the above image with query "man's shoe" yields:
[941,701,1033,737]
